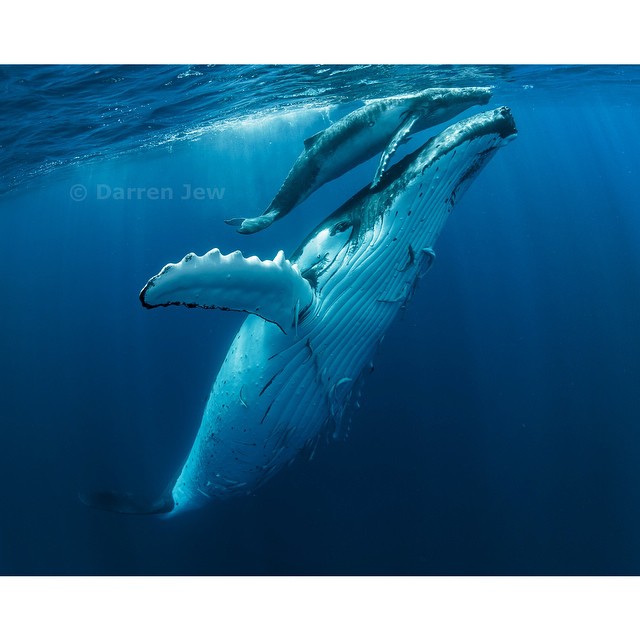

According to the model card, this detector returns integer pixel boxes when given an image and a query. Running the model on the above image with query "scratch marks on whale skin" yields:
[260,372,279,397]
[239,386,248,409]
[397,244,415,273]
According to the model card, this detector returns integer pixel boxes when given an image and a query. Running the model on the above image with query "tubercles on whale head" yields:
[407,106,517,173]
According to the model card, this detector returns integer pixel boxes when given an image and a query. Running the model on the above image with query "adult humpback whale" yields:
[224,87,492,234]
[83,106,517,516]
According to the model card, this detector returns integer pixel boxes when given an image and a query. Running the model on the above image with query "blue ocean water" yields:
[1,64,640,575]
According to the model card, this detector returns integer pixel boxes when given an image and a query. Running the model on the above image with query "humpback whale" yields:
[224,87,492,234]
[82,106,517,516]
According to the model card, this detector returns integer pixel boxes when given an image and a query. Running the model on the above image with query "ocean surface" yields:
[1,64,639,575]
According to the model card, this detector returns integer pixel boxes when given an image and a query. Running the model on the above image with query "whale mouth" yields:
[291,105,517,267]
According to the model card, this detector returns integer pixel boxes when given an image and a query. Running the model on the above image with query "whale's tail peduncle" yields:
[79,490,174,515]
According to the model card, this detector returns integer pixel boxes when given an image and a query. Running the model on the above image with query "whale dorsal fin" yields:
[303,130,324,149]
[140,249,314,334]
[371,113,420,188]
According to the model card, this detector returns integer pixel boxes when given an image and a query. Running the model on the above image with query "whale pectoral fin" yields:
[371,113,420,188]
[140,249,315,334]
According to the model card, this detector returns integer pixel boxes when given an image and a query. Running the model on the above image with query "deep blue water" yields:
[1,65,640,575]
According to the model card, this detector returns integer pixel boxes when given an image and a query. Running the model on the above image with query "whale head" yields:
[365,85,490,124]
[292,106,517,299]
[406,86,493,130]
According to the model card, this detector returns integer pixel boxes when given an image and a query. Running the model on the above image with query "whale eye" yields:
[330,220,351,236]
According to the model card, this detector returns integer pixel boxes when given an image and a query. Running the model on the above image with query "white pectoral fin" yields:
[140,249,314,333]
[371,113,420,188]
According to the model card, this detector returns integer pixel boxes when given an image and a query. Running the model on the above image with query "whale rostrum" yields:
[83,105,517,516]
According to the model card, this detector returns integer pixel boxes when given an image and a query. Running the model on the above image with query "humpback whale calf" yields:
[224,87,492,234]
[83,106,516,516]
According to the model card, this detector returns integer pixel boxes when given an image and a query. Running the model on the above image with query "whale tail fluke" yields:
[224,210,279,234]
[224,217,246,227]
[79,490,174,515]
